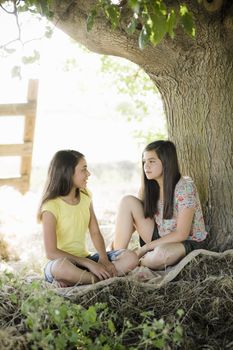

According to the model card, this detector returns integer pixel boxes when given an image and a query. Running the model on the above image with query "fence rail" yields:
[0,79,38,194]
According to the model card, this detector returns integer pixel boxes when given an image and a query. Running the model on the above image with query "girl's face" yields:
[143,150,163,181]
[72,157,90,189]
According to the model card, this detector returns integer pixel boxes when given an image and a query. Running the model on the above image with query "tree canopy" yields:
[0,0,207,52]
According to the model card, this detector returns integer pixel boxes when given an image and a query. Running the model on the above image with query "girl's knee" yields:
[51,257,72,279]
[120,194,139,207]
[117,249,139,272]
[126,250,139,269]
[141,243,186,270]
[141,246,168,270]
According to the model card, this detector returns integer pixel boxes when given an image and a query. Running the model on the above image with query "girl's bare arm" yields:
[89,202,117,276]
[138,207,195,256]
[42,210,110,278]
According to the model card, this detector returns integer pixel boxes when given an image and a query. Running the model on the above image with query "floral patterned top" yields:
[155,176,207,242]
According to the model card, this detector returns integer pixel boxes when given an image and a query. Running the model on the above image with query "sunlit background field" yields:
[0,10,166,275]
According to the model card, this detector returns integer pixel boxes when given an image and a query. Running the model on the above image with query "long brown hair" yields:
[142,140,181,219]
[37,150,86,221]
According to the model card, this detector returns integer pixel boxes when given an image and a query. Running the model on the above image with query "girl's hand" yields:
[135,244,151,259]
[99,258,118,277]
[135,247,145,259]
[87,260,111,280]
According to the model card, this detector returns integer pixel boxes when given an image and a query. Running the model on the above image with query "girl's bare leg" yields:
[113,195,155,249]
[51,258,98,286]
[140,243,186,270]
[112,250,139,275]
[52,252,139,285]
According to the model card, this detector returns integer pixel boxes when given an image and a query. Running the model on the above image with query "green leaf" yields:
[104,5,120,29]
[167,10,176,39]
[45,25,53,38]
[82,305,97,331]
[11,65,22,79]
[38,0,54,18]
[87,9,97,32]
[22,50,40,64]
[3,47,16,54]
[180,12,195,37]
[176,309,184,317]
[180,4,188,16]
[128,0,140,13]
[173,324,183,343]
[10,293,18,304]
[139,26,149,49]
[126,16,137,35]
[153,337,165,349]
[149,13,167,45]
[107,319,116,333]
[151,0,167,16]
[179,5,195,37]
[153,318,165,330]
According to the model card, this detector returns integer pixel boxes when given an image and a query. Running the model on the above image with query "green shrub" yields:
[0,272,183,349]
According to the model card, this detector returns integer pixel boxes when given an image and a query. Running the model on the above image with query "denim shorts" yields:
[44,249,125,283]
[139,224,206,255]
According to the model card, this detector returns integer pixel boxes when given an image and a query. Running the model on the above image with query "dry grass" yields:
[63,254,233,349]
[0,234,12,261]
[1,254,233,349]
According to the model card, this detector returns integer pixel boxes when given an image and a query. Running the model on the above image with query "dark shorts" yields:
[139,224,206,255]
[87,249,125,262]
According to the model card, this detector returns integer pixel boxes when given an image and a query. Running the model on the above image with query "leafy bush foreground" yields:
[0,273,182,350]
[1,253,233,349]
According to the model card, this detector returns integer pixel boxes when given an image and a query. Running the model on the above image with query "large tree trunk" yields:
[151,50,233,251]
[49,0,233,251]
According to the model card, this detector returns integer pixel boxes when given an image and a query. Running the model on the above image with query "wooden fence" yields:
[0,79,39,194]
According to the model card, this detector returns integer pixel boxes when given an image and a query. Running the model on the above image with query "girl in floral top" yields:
[113,140,207,270]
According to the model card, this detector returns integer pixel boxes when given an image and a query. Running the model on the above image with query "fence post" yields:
[0,79,39,193]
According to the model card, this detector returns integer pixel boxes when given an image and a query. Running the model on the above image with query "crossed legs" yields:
[50,192,187,286]
[140,243,186,270]
[50,249,138,287]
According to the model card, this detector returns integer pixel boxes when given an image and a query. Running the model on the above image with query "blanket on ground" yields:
[53,249,233,298]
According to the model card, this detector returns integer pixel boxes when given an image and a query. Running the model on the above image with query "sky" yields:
[0,7,166,179]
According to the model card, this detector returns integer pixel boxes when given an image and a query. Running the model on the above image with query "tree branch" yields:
[0,0,22,50]
[13,0,21,42]
[0,3,14,14]
[48,0,182,73]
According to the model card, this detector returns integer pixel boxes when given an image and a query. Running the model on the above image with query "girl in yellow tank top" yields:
[38,149,138,287]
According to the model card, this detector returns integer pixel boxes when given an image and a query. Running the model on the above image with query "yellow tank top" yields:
[42,190,91,257]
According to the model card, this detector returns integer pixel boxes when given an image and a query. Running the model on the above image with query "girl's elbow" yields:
[178,232,190,241]
[46,252,53,260]
[45,249,57,260]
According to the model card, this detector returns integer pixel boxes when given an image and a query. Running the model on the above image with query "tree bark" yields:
[49,0,233,251]
[152,48,233,251]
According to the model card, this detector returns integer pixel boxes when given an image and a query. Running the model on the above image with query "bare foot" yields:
[53,279,69,288]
